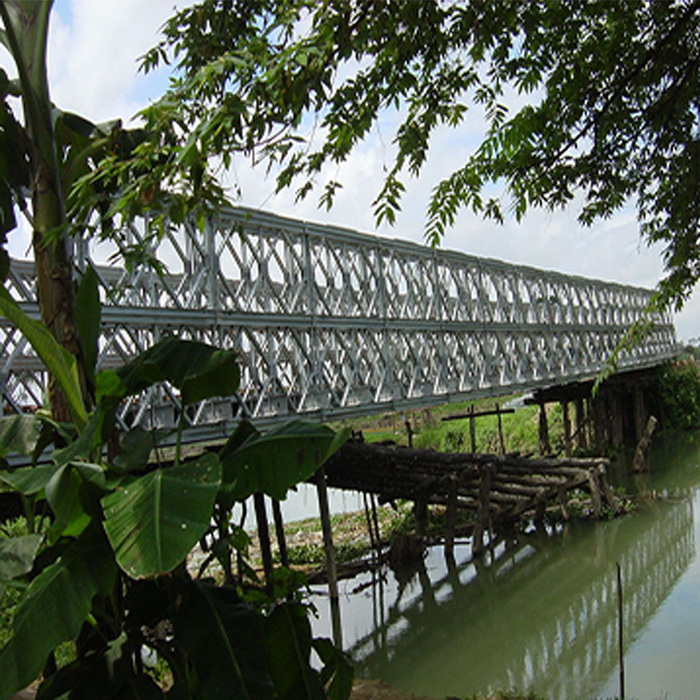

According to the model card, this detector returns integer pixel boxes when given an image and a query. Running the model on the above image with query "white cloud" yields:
[48,0,186,123]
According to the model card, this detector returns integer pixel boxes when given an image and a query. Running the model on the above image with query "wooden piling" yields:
[253,492,274,593]
[469,405,477,453]
[316,466,342,648]
[363,492,378,559]
[271,499,288,568]
[444,474,458,558]
[414,491,429,540]
[633,387,647,443]
[574,398,587,450]
[538,403,550,456]
[587,468,603,519]
[472,465,492,557]
[633,415,658,473]
[496,403,506,455]
[611,391,625,448]
[404,417,414,448]
[370,494,381,553]
[539,403,552,457]
[562,401,572,456]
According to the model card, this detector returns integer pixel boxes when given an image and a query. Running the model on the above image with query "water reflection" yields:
[310,435,700,699]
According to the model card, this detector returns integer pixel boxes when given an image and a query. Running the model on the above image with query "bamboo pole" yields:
[469,405,477,453]
[271,499,288,568]
[444,474,458,557]
[315,466,342,649]
[562,401,572,456]
[538,402,550,455]
[253,493,274,594]
[496,403,506,454]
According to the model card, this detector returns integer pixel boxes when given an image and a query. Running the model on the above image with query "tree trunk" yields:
[32,151,84,422]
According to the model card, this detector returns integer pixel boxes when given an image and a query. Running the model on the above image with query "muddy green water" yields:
[310,432,700,699]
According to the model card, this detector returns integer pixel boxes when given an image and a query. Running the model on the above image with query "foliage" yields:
[0,330,351,699]
[1,3,352,697]
[98,0,700,313]
[658,360,700,431]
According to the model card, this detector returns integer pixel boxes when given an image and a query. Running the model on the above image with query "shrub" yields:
[658,360,700,430]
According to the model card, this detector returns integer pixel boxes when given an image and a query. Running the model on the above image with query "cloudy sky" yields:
[6,0,700,339]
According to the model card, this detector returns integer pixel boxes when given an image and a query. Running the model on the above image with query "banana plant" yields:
[0,2,351,696]
[0,299,351,699]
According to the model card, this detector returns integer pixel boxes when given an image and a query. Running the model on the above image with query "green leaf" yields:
[222,422,350,501]
[0,534,42,597]
[313,638,354,700]
[0,463,59,495]
[112,426,172,475]
[74,265,101,386]
[114,337,239,405]
[0,288,86,428]
[0,414,42,458]
[0,526,117,699]
[174,581,274,700]
[102,453,221,578]
[45,462,106,539]
[34,632,164,700]
[216,421,259,508]
[265,603,325,700]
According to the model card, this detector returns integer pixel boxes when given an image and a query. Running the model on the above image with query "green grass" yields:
[335,395,569,456]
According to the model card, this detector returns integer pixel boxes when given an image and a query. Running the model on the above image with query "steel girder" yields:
[1,207,678,439]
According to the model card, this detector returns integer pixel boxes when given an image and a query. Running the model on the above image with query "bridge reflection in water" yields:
[311,495,694,699]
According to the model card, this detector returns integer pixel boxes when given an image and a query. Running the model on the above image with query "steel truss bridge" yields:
[2,207,677,440]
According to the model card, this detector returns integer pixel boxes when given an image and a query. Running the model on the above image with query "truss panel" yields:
[1,207,678,439]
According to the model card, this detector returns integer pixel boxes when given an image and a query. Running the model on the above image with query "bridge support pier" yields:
[530,367,662,455]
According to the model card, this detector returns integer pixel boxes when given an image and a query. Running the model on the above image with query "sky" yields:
[5,0,700,340]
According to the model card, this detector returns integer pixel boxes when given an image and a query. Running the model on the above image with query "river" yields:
[308,431,700,700]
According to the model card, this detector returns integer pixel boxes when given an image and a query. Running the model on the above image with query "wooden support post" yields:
[557,484,571,521]
[598,468,623,514]
[404,416,413,448]
[371,494,381,550]
[363,492,377,559]
[472,465,492,557]
[271,499,288,568]
[587,468,603,519]
[538,403,550,456]
[562,401,572,457]
[414,492,428,540]
[444,474,458,558]
[253,492,274,594]
[574,398,587,450]
[534,491,547,530]
[633,387,646,443]
[496,403,506,455]
[591,395,606,450]
[611,391,625,448]
[316,466,342,649]
[633,415,658,473]
[469,405,477,453]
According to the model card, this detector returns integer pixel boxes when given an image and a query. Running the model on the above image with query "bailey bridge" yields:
[1,207,677,441]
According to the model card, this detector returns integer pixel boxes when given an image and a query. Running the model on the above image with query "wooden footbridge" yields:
[324,440,622,555]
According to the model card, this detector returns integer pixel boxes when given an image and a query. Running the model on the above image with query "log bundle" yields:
[323,440,622,556]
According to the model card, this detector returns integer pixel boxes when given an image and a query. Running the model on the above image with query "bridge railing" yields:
[2,207,678,439]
